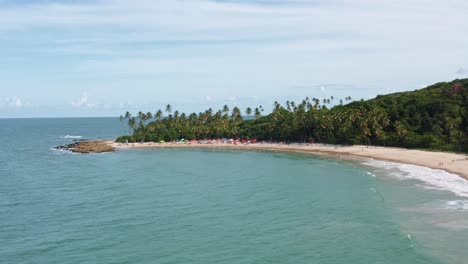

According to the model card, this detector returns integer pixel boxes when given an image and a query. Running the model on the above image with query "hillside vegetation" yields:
[117,79,468,153]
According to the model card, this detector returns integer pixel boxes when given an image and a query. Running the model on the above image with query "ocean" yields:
[1,118,467,264]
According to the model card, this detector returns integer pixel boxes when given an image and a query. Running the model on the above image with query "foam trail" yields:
[363,159,468,197]
[61,135,83,139]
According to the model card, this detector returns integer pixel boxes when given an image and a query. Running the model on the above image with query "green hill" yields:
[117,79,468,153]
[344,79,467,151]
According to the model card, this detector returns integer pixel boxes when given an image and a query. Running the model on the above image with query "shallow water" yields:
[1,118,467,264]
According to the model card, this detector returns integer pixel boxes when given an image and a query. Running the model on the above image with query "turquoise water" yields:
[1,118,467,264]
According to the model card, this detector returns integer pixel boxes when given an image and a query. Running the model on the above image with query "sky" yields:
[0,0,467,118]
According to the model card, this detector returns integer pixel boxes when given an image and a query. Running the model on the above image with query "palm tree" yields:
[118,88,464,151]
[128,117,136,133]
[232,107,241,119]
[155,109,163,122]
[253,107,261,120]
[369,107,389,145]
[290,101,296,112]
[360,122,371,145]
[222,105,230,115]
[165,104,172,115]
[245,107,252,118]
[395,121,407,145]
[146,112,153,120]
[286,100,291,112]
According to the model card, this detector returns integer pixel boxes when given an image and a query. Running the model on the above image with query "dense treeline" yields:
[117,79,468,153]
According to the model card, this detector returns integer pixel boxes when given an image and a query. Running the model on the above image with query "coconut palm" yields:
[245,107,252,118]
[165,104,172,115]
[254,107,261,120]
[155,110,163,122]
[116,79,468,154]
[222,105,230,115]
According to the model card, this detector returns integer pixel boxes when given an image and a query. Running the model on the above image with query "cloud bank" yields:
[0,0,467,117]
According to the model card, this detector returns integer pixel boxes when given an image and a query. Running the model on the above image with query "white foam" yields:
[445,200,468,210]
[363,159,468,197]
[50,147,76,155]
[61,135,82,139]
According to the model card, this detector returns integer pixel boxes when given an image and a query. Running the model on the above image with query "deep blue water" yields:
[1,118,467,264]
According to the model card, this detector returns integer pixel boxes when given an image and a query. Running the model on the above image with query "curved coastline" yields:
[108,141,468,180]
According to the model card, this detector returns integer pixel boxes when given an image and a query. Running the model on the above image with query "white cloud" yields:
[1,96,30,108]
[1,0,467,117]
[72,92,95,108]
[3,0,467,50]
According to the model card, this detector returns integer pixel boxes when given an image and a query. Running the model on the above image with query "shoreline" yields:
[108,141,468,180]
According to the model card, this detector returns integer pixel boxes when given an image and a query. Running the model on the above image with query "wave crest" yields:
[363,159,468,198]
[61,135,83,139]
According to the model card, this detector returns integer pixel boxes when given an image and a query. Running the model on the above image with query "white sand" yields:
[109,141,468,180]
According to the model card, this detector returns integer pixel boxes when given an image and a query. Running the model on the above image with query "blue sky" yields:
[1,0,467,118]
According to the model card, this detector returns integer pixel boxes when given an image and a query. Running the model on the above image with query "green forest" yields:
[117,79,468,153]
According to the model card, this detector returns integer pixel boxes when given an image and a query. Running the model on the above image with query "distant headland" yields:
[57,79,468,179]
[116,79,468,154]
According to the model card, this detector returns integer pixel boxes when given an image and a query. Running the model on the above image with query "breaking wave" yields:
[61,135,83,139]
[362,159,468,198]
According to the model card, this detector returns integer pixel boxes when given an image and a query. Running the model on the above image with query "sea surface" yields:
[1,118,467,264]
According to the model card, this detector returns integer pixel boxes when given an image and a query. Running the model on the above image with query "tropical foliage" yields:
[117,79,468,153]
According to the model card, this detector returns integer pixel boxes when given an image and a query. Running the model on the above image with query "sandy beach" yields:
[109,141,468,180]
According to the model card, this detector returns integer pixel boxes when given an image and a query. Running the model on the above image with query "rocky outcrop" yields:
[54,141,115,153]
